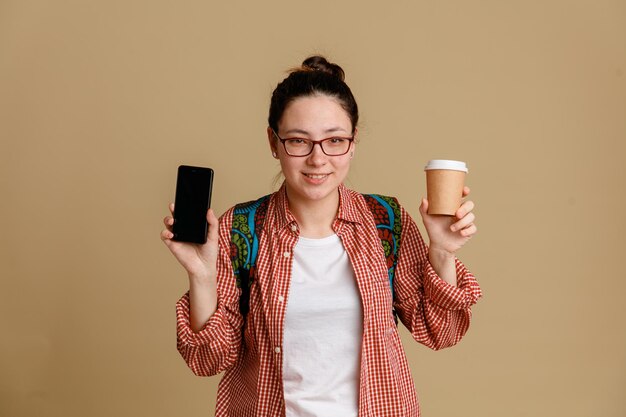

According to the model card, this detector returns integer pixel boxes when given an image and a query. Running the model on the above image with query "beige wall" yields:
[1,1,625,416]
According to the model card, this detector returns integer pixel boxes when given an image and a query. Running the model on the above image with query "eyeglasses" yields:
[272,129,354,157]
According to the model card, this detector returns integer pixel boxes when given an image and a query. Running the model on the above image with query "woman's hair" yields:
[268,56,359,133]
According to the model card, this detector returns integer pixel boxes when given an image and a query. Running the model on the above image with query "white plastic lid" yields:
[424,159,468,172]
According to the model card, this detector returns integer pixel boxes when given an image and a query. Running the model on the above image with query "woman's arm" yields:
[163,206,243,376]
[419,186,477,286]
[393,204,482,350]
[162,204,220,331]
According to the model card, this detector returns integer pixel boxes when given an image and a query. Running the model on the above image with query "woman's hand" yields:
[419,186,477,257]
[161,203,220,283]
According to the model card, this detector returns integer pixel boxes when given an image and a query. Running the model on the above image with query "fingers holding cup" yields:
[454,199,475,220]
[452,198,477,236]
[451,210,475,232]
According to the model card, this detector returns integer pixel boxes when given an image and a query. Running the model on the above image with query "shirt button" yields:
[283,251,290,258]
[290,224,297,232]
[275,347,281,354]
[278,295,284,302]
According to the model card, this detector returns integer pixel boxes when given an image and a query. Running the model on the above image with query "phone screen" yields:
[172,165,214,244]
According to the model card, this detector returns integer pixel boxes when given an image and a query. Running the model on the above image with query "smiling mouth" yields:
[304,173,329,179]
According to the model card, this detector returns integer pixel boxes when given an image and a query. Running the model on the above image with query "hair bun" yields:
[301,55,345,81]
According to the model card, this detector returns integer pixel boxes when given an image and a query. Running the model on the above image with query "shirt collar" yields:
[273,182,363,231]
[336,183,363,224]
[274,183,297,230]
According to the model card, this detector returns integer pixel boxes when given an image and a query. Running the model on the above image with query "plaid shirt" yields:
[176,184,482,417]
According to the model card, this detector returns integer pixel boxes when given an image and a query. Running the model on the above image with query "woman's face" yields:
[268,94,356,208]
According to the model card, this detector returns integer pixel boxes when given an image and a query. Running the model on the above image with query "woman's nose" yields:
[306,142,327,164]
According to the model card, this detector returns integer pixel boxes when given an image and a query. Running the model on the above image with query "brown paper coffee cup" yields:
[424,160,468,216]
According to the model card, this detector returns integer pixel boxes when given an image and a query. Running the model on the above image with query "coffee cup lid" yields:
[424,159,468,172]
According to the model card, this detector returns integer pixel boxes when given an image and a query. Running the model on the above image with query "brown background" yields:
[1,1,625,416]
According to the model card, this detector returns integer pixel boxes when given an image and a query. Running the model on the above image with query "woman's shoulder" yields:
[344,187,402,210]
[218,192,277,222]
[233,194,273,212]
[345,188,416,230]
[338,187,408,229]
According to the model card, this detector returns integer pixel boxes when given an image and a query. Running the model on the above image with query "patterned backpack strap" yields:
[363,194,402,323]
[230,195,270,319]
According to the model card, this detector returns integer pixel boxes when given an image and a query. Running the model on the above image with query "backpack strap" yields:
[363,194,402,323]
[230,195,270,318]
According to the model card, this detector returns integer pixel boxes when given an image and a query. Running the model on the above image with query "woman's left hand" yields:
[419,186,477,256]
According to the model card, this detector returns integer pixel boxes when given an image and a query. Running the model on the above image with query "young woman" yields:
[161,56,482,417]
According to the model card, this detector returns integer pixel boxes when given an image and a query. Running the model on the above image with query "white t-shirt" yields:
[283,234,363,417]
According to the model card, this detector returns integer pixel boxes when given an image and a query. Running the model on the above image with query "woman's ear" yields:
[267,127,279,158]
[350,127,358,158]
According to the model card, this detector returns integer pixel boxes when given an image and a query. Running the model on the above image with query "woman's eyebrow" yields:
[324,127,349,134]
[283,127,348,136]
[283,128,310,136]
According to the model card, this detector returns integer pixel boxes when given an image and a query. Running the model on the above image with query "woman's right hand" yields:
[161,203,220,283]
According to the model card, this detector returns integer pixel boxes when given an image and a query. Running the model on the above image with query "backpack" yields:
[230,193,402,325]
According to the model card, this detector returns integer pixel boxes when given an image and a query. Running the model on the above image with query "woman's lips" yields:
[303,173,330,183]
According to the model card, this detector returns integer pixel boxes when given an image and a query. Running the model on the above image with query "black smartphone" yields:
[172,165,214,244]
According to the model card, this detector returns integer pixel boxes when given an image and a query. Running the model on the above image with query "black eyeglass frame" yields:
[271,129,355,157]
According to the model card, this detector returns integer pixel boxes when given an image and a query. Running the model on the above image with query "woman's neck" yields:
[286,187,340,238]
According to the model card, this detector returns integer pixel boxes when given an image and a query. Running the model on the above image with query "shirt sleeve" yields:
[393,205,482,350]
[175,207,244,376]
